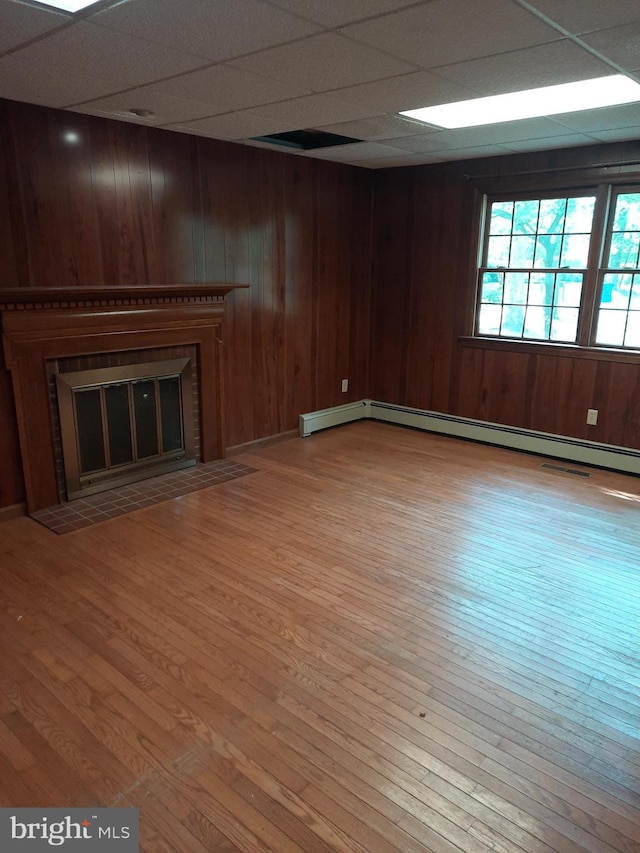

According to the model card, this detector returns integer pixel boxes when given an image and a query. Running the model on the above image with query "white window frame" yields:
[474,182,640,352]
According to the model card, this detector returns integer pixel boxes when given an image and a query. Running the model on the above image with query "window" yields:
[475,184,640,350]
[595,191,640,348]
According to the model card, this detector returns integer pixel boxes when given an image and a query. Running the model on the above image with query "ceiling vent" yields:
[250,129,361,150]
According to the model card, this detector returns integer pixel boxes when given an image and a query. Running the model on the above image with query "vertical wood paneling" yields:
[347,167,373,402]
[196,140,373,447]
[10,103,61,285]
[0,352,24,508]
[90,118,121,284]
[150,128,202,283]
[314,161,363,410]
[454,347,488,421]
[590,359,640,448]
[370,170,413,404]
[455,348,531,429]
[250,148,285,439]
[403,179,436,410]
[283,156,316,421]
[111,124,149,283]
[199,140,252,445]
[0,103,19,287]
[2,104,205,288]
[403,174,471,413]
[371,147,640,451]
[46,113,98,286]
[314,162,343,409]
[0,99,374,508]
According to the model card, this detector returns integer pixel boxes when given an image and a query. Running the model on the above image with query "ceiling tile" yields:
[266,0,421,28]
[455,117,584,144]
[371,133,446,153]
[148,65,311,111]
[0,0,68,55]
[230,32,416,91]
[0,52,116,107]
[525,0,640,34]
[339,0,562,69]
[433,40,613,95]
[1,20,208,107]
[424,143,517,160]
[0,0,637,168]
[243,93,380,128]
[65,106,160,127]
[350,152,445,168]
[585,126,640,142]
[165,112,300,140]
[68,89,220,125]
[299,141,410,161]
[386,117,580,152]
[91,0,321,61]
[503,133,597,152]
[579,24,640,72]
[313,114,430,140]
[333,71,480,114]
[162,124,221,140]
[549,104,640,132]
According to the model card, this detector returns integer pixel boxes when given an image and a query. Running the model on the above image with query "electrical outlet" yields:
[586,408,598,425]
[341,379,348,393]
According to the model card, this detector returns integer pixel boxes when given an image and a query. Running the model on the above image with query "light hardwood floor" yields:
[1,421,639,853]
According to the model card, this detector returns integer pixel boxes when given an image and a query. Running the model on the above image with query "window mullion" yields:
[576,183,611,346]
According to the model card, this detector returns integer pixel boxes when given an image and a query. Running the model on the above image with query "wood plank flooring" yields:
[0,421,639,852]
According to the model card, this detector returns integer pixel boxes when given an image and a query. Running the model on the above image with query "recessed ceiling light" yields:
[34,0,102,12]
[399,75,640,129]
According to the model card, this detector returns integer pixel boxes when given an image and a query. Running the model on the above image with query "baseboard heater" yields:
[299,399,640,476]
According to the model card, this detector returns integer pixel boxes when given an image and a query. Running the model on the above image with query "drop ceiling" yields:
[1,0,639,168]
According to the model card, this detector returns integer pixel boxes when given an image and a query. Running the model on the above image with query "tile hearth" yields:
[31,459,257,534]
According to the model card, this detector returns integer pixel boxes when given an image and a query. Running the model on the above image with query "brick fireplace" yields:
[0,284,245,513]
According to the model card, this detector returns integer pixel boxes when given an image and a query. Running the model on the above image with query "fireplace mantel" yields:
[0,283,246,308]
[1,283,248,513]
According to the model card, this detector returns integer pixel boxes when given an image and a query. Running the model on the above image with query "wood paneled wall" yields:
[0,99,373,508]
[370,143,640,451]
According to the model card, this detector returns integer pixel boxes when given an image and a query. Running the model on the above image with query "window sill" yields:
[459,336,640,364]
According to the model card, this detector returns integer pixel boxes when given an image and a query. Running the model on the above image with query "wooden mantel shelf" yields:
[0,283,248,308]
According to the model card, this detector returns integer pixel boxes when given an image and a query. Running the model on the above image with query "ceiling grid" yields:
[0,0,638,167]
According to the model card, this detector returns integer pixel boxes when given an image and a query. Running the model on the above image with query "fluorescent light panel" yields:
[400,75,640,128]
[34,0,102,11]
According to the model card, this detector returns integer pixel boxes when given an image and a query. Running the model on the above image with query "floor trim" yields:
[300,399,640,476]
[0,502,26,524]
[227,429,298,456]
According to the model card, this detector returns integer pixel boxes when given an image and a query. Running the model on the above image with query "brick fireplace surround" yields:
[0,284,246,514]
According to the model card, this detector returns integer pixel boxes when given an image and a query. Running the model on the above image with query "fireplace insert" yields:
[55,358,196,499]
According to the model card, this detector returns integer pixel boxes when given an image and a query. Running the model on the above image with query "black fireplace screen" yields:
[56,359,195,499]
